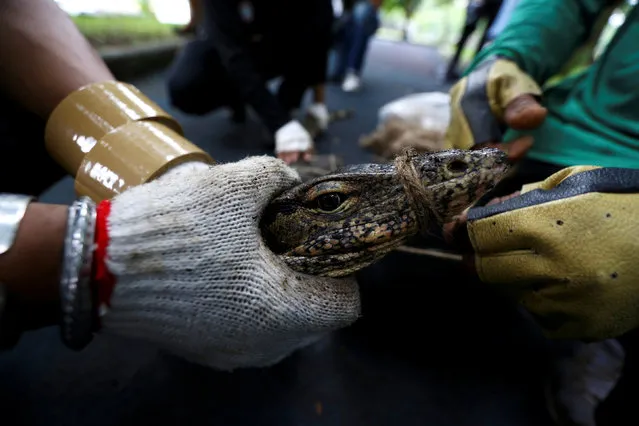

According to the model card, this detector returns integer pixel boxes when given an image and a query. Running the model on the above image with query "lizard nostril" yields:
[447,159,469,174]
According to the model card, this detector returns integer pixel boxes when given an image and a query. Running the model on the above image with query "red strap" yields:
[93,199,117,327]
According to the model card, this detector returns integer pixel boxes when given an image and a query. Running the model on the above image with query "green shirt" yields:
[468,0,639,168]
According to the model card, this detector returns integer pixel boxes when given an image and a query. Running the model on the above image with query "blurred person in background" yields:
[327,0,354,80]
[444,0,503,82]
[482,0,522,45]
[328,0,382,92]
[176,0,204,35]
[166,0,335,165]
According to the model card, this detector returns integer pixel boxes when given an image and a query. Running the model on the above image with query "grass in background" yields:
[72,14,179,48]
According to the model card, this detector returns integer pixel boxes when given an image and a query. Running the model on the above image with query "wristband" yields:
[93,200,116,323]
[59,197,97,351]
[0,194,34,350]
[0,193,34,255]
[74,120,212,201]
[45,81,181,172]
[45,81,215,202]
[58,197,117,350]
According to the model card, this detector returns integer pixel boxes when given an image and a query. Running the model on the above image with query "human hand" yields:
[275,120,314,165]
[444,57,547,162]
[447,166,639,341]
[94,156,360,370]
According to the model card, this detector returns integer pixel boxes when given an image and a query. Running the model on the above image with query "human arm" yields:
[0,0,208,333]
[0,202,66,305]
[443,0,615,155]
[467,0,614,84]
[1,157,361,369]
[0,201,67,336]
[0,0,113,118]
[0,0,213,201]
[0,0,357,368]
[447,166,639,341]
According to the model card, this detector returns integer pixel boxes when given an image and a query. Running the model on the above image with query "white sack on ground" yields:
[360,92,451,160]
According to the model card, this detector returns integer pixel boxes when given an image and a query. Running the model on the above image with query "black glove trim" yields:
[468,168,639,221]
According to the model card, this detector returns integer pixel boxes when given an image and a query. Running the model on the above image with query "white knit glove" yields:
[274,120,313,154]
[307,103,330,132]
[98,156,361,371]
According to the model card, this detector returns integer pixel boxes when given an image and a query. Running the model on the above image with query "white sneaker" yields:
[306,103,330,131]
[342,72,361,92]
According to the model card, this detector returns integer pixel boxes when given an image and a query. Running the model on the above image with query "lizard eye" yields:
[316,192,345,212]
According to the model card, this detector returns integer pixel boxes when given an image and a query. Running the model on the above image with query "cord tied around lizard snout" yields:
[394,148,443,237]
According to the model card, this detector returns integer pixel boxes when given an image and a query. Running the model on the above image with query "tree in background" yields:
[381,0,422,40]
[138,0,153,17]
[381,0,457,41]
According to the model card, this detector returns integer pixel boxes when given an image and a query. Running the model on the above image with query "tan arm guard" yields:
[45,81,215,202]
[444,58,542,150]
[467,166,639,341]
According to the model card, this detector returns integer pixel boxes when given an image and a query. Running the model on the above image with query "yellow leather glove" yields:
[466,166,639,341]
[444,57,547,160]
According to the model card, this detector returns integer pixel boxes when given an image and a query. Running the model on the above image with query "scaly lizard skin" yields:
[261,148,509,277]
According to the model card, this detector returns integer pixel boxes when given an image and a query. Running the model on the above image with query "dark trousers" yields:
[330,0,380,80]
[0,96,66,197]
[166,32,330,118]
[445,1,502,77]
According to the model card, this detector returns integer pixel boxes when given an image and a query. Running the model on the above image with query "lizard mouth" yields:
[282,238,406,278]
[425,164,510,223]
[286,236,404,258]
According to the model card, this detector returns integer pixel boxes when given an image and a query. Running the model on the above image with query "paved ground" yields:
[1,39,565,426]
